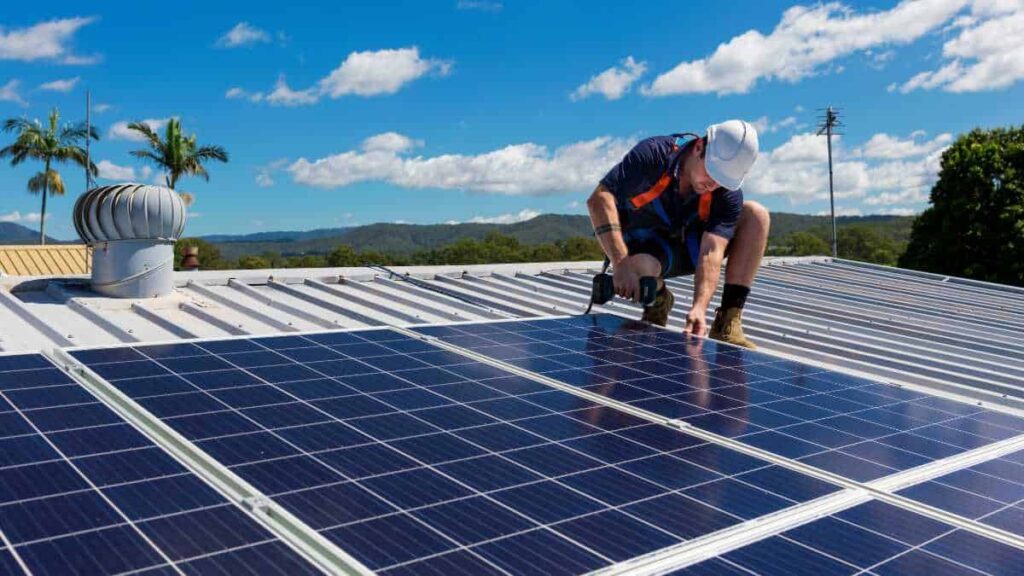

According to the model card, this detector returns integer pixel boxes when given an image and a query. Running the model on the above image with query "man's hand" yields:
[612,258,640,302]
[683,307,707,336]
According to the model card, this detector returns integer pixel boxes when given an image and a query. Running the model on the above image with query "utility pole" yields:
[817,105,842,258]
[85,90,93,190]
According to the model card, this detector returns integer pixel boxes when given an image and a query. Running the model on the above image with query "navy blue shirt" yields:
[600,136,743,241]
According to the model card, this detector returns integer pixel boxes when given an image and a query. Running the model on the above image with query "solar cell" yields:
[0,353,321,575]
[677,499,1024,575]
[412,314,1024,483]
[69,328,845,574]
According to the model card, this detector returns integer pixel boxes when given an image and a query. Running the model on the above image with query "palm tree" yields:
[1,108,98,244]
[128,118,228,203]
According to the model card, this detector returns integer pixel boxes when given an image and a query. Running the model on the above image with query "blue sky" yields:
[2,0,1023,239]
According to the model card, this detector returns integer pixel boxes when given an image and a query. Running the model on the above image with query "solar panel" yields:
[0,353,321,575]
[898,449,1024,537]
[68,328,846,574]
[412,314,1024,483]
[678,499,1024,575]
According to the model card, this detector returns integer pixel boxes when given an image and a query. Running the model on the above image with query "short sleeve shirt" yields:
[600,136,743,241]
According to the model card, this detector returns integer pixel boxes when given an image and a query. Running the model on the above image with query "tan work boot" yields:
[709,307,757,349]
[641,287,674,327]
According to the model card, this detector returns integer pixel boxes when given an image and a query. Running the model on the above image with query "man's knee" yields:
[741,200,770,231]
[627,253,662,278]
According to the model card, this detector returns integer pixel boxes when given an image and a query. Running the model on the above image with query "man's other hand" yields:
[612,258,640,302]
[683,307,707,336]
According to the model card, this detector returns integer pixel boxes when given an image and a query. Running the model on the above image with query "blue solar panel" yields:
[898,449,1024,537]
[677,499,1024,575]
[412,314,1024,483]
[0,353,320,575]
[70,328,845,574]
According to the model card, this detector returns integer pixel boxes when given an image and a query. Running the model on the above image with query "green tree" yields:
[900,126,1024,284]
[174,238,229,270]
[786,231,831,256]
[237,255,270,269]
[838,226,899,265]
[128,118,228,205]
[1,108,99,244]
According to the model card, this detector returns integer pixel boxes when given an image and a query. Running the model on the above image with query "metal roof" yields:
[2,256,1022,412]
[0,244,91,276]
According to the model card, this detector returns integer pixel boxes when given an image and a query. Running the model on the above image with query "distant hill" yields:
[0,222,62,245]
[206,212,916,260]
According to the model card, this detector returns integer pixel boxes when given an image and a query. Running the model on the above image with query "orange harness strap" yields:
[628,142,715,222]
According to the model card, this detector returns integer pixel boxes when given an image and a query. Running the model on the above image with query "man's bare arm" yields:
[691,232,728,313]
[586,184,629,264]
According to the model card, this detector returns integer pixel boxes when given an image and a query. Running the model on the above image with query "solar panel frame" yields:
[0,351,327,576]
[65,326,855,575]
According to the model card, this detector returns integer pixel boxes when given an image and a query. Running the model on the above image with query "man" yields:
[586,119,770,349]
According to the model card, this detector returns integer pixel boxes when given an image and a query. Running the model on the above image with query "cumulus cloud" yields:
[0,79,26,106]
[897,1,1024,93]
[96,160,136,181]
[0,211,46,223]
[256,158,289,188]
[643,0,968,96]
[851,132,953,159]
[233,47,450,106]
[0,17,97,63]
[289,133,634,195]
[571,57,647,101]
[216,22,270,48]
[38,76,80,92]
[92,103,112,113]
[459,209,541,224]
[744,130,949,207]
[108,118,172,141]
[751,115,799,134]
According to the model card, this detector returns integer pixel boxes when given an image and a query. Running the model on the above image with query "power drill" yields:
[586,259,659,313]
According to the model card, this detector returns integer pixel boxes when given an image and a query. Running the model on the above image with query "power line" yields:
[816,105,843,258]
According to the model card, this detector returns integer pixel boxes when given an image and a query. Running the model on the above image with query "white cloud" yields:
[38,76,80,92]
[468,209,541,224]
[0,17,97,63]
[319,47,452,98]
[0,211,46,223]
[92,103,112,113]
[897,3,1024,92]
[745,130,949,208]
[751,115,799,134]
[643,0,969,96]
[216,22,270,48]
[238,47,451,106]
[225,86,264,103]
[361,132,423,153]
[265,75,319,106]
[96,160,136,181]
[289,132,634,196]
[571,57,647,101]
[108,118,172,141]
[851,132,953,159]
[457,1,503,11]
[256,158,289,187]
[0,79,26,106]
[877,207,921,215]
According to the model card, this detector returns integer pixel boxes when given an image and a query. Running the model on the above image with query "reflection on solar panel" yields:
[68,329,845,574]
[680,499,1024,575]
[413,315,1024,483]
[0,353,320,575]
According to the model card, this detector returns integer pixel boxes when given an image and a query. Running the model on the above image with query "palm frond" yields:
[27,170,65,196]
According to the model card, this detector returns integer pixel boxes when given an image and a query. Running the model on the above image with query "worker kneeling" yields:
[586,120,769,349]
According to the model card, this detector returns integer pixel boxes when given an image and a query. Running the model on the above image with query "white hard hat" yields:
[705,120,759,191]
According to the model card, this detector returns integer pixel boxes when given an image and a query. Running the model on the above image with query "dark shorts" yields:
[627,232,700,279]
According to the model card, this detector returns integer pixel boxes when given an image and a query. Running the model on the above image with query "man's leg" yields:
[710,201,770,348]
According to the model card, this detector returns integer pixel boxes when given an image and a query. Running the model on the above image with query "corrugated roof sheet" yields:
[2,256,1022,413]
[0,244,91,276]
